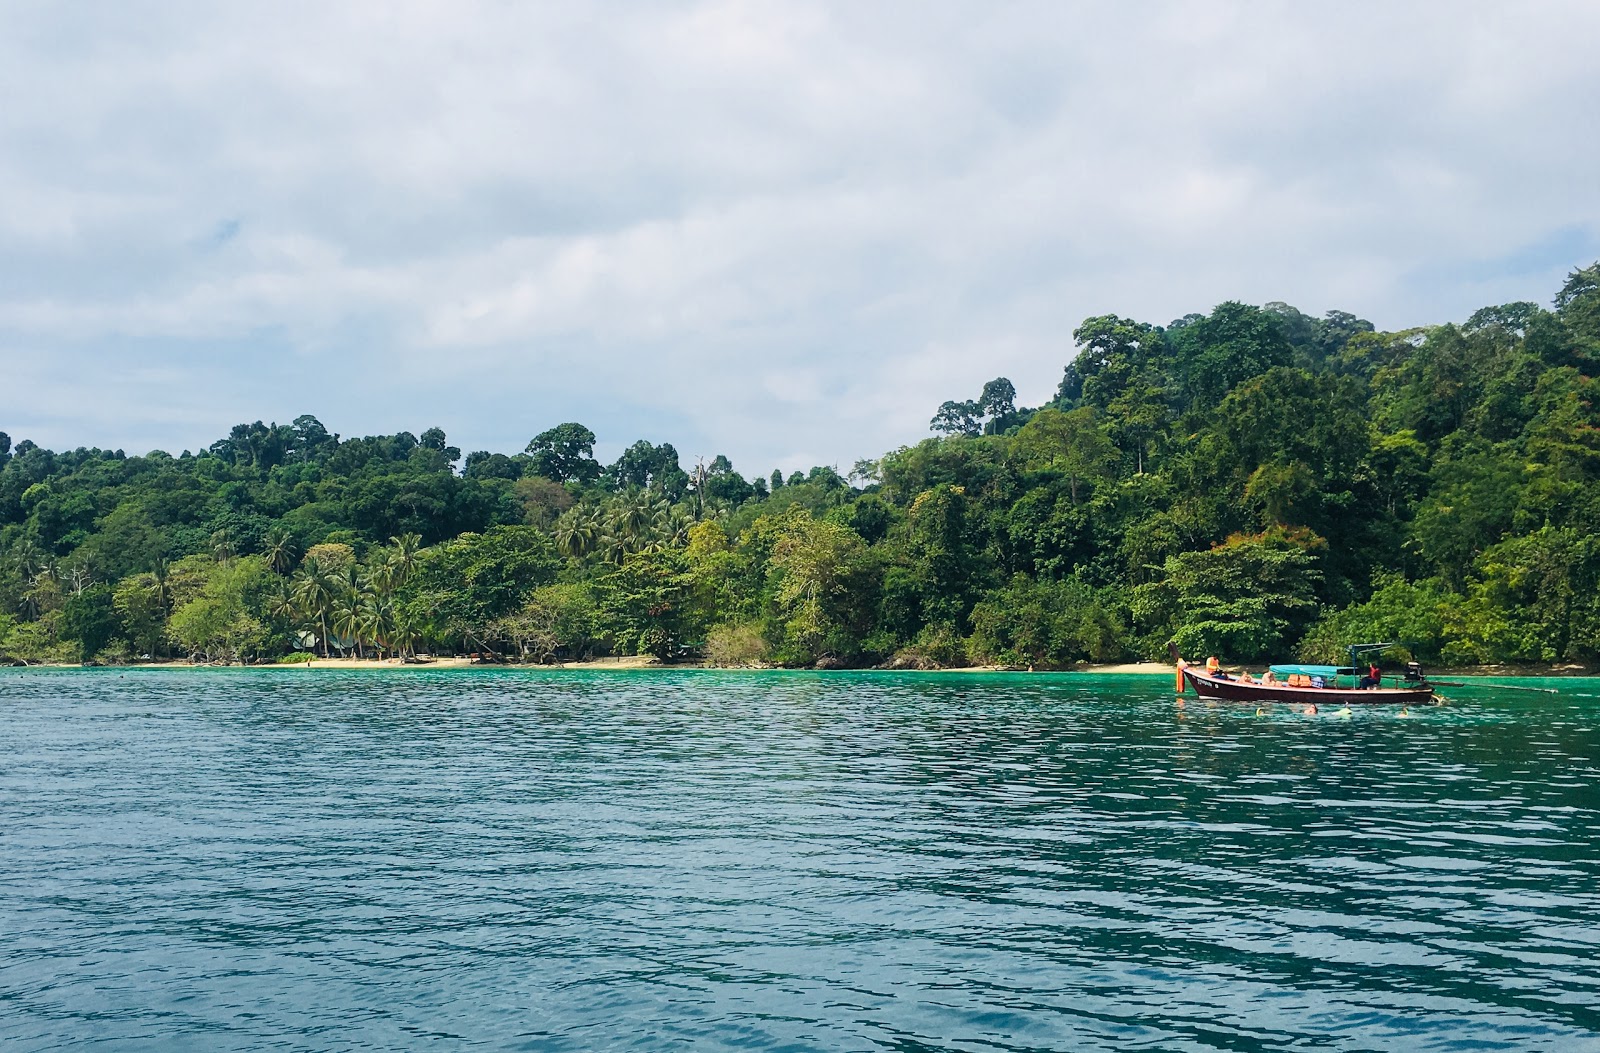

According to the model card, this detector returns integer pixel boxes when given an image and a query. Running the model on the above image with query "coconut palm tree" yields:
[389,533,422,586]
[8,538,46,581]
[150,558,170,614]
[391,607,421,661]
[292,556,337,657]
[597,531,630,566]
[363,595,395,659]
[211,529,237,566]
[554,508,600,559]
[608,496,652,544]
[366,549,398,597]
[657,510,693,550]
[263,528,299,576]
[332,589,369,659]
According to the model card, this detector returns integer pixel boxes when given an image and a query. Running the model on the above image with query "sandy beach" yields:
[28,656,1182,673]
[290,655,666,671]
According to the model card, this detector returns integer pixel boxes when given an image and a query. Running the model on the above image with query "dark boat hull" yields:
[1183,668,1433,705]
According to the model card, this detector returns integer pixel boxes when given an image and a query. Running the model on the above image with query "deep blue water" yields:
[2,669,1598,1052]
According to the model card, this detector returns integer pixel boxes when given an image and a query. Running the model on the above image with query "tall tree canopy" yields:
[5,263,1600,669]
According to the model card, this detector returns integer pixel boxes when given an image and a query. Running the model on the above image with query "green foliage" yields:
[1143,529,1322,662]
[401,526,560,650]
[166,556,279,662]
[526,423,601,484]
[763,509,875,664]
[1014,407,1117,503]
[968,574,1131,666]
[0,611,72,664]
[595,548,695,660]
[1297,573,1449,664]
[60,585,118,663]
[1169,301,1296,411]
[492,583,604,662]
[704,622,769,666]
[4,266,1600,668]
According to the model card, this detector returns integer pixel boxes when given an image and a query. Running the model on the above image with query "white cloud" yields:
[1,0,1598,473]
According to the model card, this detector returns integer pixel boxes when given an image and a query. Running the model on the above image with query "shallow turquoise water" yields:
[2,669,1598,1052]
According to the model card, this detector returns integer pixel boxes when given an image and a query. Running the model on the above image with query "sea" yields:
[2,668,1597,1052]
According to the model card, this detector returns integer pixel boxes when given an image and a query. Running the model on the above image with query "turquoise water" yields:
[2,669,1598,1052]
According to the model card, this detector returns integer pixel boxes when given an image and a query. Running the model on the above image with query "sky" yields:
[2,1,1598,475]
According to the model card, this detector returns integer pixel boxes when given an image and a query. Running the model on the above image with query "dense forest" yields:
[3,264,1598,669]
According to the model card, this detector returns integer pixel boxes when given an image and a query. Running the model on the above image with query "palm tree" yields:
[554,509,601,559]
[659,510,693,549]
[267,579,299,622]
[147,559,172,658]
[597,531,629,566]
[263,528,299,576]
[332,590,370,659]
[389,533,422,586]
[292,556,337,657]
[8,538,45,581]
[366,549,398,597]
[211,529,237,566]
[609,496,652,544]
[150,558,170,613]
[390,607,421,661]
[363,595,395,659]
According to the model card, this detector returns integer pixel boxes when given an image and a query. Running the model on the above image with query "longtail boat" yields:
[1168,642,1435,705]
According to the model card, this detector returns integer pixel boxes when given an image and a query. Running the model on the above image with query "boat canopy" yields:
[1268,664,1347,678]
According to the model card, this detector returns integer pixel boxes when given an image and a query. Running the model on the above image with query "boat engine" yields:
[1404,661,1425,684]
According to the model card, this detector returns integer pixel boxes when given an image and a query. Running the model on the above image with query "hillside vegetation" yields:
[3,264,1598,668]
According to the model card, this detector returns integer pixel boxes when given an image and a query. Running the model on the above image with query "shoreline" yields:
[13,659,1596,677]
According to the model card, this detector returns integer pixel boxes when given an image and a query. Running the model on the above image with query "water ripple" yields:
[2,669,1598,1051]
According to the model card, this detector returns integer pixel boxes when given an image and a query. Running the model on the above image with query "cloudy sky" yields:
[2,1,1597,474]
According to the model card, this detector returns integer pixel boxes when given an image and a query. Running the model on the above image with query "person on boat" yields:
[1359,662,1381,689]
[1205,656,1221,674]
[1238,671,1258,684]
[1261,670,1278,685]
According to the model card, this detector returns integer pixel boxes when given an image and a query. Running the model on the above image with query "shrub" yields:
[704,622,769,666]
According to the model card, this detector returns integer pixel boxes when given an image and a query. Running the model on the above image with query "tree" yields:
[114,569,173,658]
[389,533,422,587]
[930,400,982,437]
[968,574,1131,666]
[525,423,601,484]
[400,526,560,652]
[166,557,277,662]
[293,556,338,656]
[766,511,873,660]
[463,451,522,481]
[1148,528,1323,661]
[595,548,695,659]
[60,584,117,663]
[418,427,461,464]
[262,527,299,576]
[1014,407,1118,504]
[979,377,1018,434]
[1169,301,1295,410]
[1554,261,1600,350]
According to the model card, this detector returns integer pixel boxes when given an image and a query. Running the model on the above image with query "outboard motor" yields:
[1404,661,1424,684]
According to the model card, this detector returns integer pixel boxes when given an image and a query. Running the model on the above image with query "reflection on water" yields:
[2,669,1598,1051]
